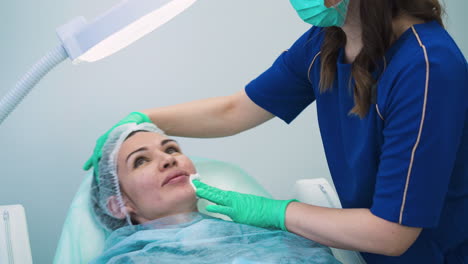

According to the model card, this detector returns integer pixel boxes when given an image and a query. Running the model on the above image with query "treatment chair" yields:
[54,157,366,264]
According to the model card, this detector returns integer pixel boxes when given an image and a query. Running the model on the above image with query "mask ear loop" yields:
[332,1,348,25]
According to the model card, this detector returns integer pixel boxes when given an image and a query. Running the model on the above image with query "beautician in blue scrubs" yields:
[91,0,467,262]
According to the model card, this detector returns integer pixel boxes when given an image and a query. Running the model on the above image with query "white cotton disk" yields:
[189,173,201,191]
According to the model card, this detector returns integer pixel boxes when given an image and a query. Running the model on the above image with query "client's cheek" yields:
[177,157,196,173]
[145,169,162,184]
[131,172,162,195]
[182,183,197,199]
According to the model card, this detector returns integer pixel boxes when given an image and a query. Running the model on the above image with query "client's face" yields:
[116,132,198,224]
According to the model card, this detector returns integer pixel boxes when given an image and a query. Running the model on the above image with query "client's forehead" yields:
[120,132,170,155]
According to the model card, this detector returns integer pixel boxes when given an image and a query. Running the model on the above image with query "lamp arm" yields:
[0,45,68,125]
[0,0,198,125]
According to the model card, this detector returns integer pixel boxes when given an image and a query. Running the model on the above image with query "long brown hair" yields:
[320,0,444,118]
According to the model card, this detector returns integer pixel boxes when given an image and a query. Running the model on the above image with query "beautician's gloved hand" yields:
[83,111,152,172]
[193,180,297,231]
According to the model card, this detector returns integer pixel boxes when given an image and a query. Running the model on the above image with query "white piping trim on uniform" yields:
[399,26,430,224]
[375,105,385,121]
[308,51,322,83]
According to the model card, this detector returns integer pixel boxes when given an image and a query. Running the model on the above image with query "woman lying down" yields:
[84,115,341,264]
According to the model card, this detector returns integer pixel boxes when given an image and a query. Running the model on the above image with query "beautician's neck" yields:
[341,0,362,64]
[341,3,426,64]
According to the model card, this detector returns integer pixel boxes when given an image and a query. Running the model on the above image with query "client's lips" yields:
[162,170,189,186]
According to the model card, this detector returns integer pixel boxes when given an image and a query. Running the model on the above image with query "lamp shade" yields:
[57,0,198,63]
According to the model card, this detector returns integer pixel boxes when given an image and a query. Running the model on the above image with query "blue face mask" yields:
[290,0,350,27]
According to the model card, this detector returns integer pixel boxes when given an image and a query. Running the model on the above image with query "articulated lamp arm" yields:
[0,0,198,125]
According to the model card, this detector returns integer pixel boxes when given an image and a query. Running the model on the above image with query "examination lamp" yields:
[0,0,198,125]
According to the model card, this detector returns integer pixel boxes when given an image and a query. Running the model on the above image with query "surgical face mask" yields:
[290,0,350,27]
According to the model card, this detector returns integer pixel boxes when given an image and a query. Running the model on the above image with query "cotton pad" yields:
[189,173,201,191]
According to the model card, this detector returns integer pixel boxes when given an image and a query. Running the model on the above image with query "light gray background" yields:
[0,0,466,263]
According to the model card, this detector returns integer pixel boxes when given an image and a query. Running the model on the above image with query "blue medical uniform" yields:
[245,21,468,263]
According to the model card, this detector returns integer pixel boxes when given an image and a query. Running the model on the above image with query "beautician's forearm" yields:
[285,202,422,256]
[142,96,235,137]
[141,90,274,138]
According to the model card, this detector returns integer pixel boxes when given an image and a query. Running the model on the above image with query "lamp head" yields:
[57,0,198,63]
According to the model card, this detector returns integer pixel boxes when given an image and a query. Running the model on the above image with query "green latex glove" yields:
[193,180,297,231]
[83,112,152,182]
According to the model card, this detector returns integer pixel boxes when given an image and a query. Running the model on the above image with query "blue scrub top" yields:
[245,21,468,263]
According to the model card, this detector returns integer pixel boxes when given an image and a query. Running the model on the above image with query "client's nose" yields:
[159,154,177,171]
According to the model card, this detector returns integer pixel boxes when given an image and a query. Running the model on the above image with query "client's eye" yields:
[166,146,180,154]
[134,157,148,168]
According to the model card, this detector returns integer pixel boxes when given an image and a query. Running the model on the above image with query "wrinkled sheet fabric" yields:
[90,213,341,264]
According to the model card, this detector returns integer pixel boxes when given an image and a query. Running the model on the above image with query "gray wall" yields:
[0,0,466,263]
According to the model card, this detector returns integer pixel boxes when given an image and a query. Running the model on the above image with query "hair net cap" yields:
[91,122,164,231]
[83,112,152,181]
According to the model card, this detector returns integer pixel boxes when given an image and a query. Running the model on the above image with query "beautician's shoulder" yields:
[377,21,468,111]
[388,21,466,76]
[279,26,326,78]
[286,26,325,57]
[297,26,326,47]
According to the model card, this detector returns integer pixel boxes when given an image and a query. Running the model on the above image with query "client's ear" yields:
[107,196,132,219]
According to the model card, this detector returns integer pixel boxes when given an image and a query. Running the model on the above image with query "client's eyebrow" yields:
[125,140,178,163]
[126,147,148,163]
[161,139,177,146]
